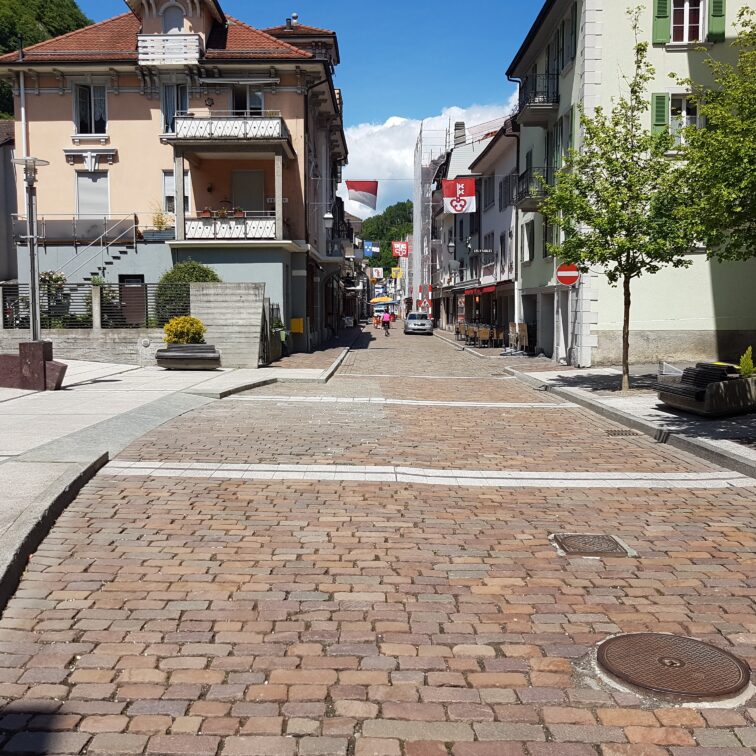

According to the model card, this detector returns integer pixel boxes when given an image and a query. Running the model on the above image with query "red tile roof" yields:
[264,23,335,37]
[0,13,312,64]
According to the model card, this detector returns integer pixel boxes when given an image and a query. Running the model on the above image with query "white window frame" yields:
[671,0,705,44]
[670,94,701,146]
[161,83,189,134]
[74,83,108,136]
[231,86,265,116]
[163,170,191,214]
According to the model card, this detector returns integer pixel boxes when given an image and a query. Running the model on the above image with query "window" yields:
[75,84,107,135]
[500,233,508,273]
[163,5,185,33]
[672,0,704,43]
[570,2,578,60]
[76,171,109,217]
[162,83,188,133]
[522,220,535,263]
[559,19,567,70]
[670,95,699,145]
[483,175,495,210]
[498,179,505,211]
[163,170,190,213]
[232,86,264,116]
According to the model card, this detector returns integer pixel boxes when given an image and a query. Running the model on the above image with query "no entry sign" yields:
[556,263,580,286]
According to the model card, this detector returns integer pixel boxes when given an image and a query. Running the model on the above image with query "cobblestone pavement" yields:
[0,327,754,755]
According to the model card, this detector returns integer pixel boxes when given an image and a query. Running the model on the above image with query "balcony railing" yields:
[13,214,137,245]
[185,213,277,241]
[171,112,288,141]
[519,74,560,110]
[516,167,554,209]
[138,34,201,66]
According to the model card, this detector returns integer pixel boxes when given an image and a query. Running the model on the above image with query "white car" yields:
[404,312,434,335]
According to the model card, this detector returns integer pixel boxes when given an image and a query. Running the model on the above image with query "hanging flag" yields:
[442,178,477,214]
[346,181,379,210]
[392,241,410,258]
[364,241,374,258]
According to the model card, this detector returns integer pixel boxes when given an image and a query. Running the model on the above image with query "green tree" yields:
[0,0,91,117]
[541,9,699,391]
[155,260,221,325]
[681,8,756,262]
[361,200,413,275]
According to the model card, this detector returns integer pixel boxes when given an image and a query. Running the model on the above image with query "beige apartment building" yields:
[0,0,349,351]
[507,0,756,366]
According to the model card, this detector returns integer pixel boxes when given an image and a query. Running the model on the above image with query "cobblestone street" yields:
[0,328,754,755]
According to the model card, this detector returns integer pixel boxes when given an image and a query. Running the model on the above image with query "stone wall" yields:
[189,282,265,369]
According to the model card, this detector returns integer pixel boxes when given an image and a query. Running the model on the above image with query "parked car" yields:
[404,312,434,335]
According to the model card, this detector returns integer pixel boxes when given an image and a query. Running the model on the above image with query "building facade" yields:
[507,0,756,365]
[0,1,349,351]
[0,122,16,281]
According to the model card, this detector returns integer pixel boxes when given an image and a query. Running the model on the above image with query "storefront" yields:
[463,285,496,323]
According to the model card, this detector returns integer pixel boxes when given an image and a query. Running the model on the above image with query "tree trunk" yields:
[622,274,631,392]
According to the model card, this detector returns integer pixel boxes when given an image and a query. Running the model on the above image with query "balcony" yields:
[169,113,289,143]
[137,34,201,66]
[517,74,559,127]
[516,167,554,211]
[185,213,277,241]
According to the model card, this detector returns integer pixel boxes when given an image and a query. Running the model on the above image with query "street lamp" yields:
[12,156,49,342]
[323,212,334,230]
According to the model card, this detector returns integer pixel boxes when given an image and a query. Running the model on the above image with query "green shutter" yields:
[708,0,726,42]
[652,0,671,44]
[651,93,670,134]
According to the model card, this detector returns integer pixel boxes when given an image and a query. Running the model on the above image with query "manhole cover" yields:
[606,429,641,437]
[597,633,750,700]
[553,533,628,557]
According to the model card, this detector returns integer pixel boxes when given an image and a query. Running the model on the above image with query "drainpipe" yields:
[506,74,523,326]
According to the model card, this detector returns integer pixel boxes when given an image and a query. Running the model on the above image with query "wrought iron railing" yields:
[517,167,554,204]
[98,283,190,329]
[171,112,288,140]
[519,74,559,110]
[2,283,94,329]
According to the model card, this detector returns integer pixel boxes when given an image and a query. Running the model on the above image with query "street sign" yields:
[556,263,580,286]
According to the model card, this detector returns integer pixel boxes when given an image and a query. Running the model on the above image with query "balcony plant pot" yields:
[155,343,221,370]
[142,228,176,242]
[658,376,756,417]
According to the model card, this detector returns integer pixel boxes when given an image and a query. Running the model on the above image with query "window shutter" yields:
[652,0,670,44]
[708,0,726,42]
[651,93,670,134]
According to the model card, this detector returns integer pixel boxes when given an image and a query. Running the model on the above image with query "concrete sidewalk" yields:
[512,365,756,477]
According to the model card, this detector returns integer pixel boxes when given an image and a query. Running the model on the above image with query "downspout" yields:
[506,74,523,326]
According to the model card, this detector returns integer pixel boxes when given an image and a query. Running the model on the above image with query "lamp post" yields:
[12,157,49,342]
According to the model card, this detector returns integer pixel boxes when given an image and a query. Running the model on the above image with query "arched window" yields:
[163,5,185,34]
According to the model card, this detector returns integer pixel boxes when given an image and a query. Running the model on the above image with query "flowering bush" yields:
[39,271,67,293]
[163,316,207,345]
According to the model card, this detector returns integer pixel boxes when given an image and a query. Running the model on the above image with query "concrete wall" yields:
[190,282,265,369]
[0,329,163,366]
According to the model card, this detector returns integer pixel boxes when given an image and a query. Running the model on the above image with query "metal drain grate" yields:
[597,633,750,700]
[553,533,628,557]
[605,429,641,437]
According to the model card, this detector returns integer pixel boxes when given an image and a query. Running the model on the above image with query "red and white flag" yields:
[392,241,410,258]
[346,181,379,210]
[442,178,477,214]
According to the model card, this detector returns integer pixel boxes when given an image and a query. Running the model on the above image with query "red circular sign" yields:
[556,263,580,286]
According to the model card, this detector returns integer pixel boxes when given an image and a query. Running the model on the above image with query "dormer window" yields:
[163,5,185,34]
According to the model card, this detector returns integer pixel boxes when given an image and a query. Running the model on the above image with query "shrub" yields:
[155,260,221,325]
[739,346,754,378]
[164,316,207,345]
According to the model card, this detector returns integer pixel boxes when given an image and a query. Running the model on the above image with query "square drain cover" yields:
[606,429,641,437]
[553,533,629,557]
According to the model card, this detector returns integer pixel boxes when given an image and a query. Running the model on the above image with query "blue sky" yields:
[79,0,541,129]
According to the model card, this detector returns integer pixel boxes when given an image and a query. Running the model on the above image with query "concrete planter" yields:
[659,376,756,417]
[156,343,221,370]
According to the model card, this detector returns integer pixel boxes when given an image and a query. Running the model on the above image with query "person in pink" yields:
[381,311,392,335]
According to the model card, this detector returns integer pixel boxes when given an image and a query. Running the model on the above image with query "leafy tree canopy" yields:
[360,200,413,273]
[682,8,756,262]
[541,9,699,389]
[159,260,221,284]
[0,0,91,117]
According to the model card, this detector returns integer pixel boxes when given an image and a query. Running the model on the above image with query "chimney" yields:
[285,17,292,29]
[454,122,466,147]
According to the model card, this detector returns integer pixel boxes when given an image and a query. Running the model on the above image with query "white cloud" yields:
[338,93,518,219]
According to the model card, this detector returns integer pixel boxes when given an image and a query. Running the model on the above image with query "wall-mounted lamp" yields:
[323,212,334,230]
[205,97,215,107]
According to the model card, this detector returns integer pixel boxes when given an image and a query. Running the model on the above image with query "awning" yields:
[463,285,497,296]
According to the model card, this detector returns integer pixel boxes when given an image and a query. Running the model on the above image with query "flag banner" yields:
[442,178,477,214]
[392,241,410,258]
[372,267,384,279]
[392,267,403,279]
[346,181,379,210]
[363,241,374,258]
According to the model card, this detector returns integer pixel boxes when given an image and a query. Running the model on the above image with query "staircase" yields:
[82,242,137,282]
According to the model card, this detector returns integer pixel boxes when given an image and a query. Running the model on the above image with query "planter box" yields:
[658,376,756,417]
[142,229,176,242]
[156,343,221,370]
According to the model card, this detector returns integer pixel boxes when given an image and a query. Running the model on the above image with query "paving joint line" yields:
[228,396,576,409]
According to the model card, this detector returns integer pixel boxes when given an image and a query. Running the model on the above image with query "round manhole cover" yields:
[597,634,751,700]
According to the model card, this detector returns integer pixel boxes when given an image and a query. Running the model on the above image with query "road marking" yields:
[101,461,756,489]
[227,396,575,409]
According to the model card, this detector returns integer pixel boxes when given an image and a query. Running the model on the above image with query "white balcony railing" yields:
[172,113,287,141]
[138,34,201,66]
[186,215,277,241]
